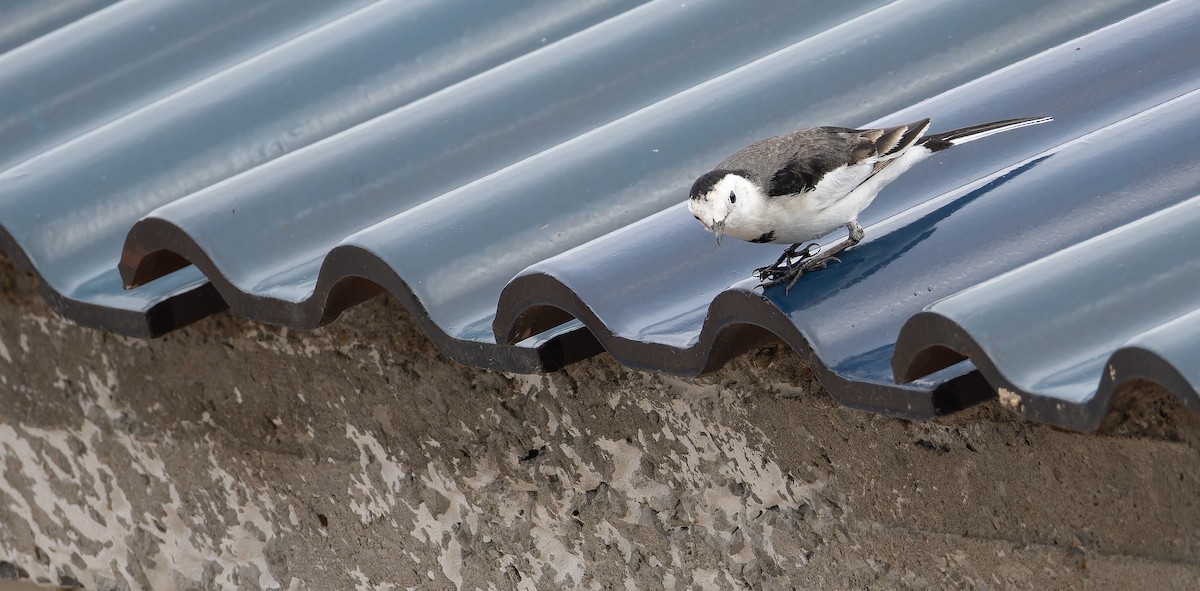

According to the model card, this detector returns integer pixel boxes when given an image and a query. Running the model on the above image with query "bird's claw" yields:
[754,243,820,280]
[754,265,784,281]
[758,254,841,294]
[802,255,839,272]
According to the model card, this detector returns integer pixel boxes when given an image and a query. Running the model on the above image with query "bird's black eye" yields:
[729,192,737,204]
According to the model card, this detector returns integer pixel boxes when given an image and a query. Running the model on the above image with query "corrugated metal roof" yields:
[0,1,118,56]
[2,0,1197,429]
[893,194,1200,429]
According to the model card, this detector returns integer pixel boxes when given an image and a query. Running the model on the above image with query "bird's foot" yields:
[755,243,820,281]
[754,265,786,281]
[758,223,863,292]
[759,254,841,294]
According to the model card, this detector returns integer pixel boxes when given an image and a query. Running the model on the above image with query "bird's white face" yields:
[687,173,762,245]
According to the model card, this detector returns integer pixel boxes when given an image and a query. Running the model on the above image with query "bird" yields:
[687,116,1052,292]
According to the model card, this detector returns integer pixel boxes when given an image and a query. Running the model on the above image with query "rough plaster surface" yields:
[0,261,1199,590]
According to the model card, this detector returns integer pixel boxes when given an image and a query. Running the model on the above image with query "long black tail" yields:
[919,116,1052,152]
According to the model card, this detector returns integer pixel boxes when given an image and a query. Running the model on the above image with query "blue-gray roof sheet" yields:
[1,0,1197,429]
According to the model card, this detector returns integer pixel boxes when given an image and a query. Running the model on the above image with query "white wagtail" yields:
[688,116,1052,291]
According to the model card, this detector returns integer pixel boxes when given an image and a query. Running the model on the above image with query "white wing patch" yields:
[804,162,876,211]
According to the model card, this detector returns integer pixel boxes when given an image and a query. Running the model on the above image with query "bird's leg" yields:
[755,242,820,280]
[802,220,863,267]
[760,221,866,293]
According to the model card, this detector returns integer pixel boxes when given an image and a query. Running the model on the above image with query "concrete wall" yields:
[1,262,1198,590]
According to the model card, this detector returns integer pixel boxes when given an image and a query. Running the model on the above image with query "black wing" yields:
[767,161,822,196]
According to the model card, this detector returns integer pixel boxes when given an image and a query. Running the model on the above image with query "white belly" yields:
[729,146,934,244]
[758,192,868,243]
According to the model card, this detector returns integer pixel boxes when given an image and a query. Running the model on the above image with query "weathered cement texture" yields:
[1,258,1199,591]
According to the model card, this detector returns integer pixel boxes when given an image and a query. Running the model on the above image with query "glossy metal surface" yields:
[0,0,380,172]
[893,193,1200,430]
[0,0,118,56]
[497,0,1200,421]
[123,0,1156,355]
[1,0,1196,427]
[1,0,649,335]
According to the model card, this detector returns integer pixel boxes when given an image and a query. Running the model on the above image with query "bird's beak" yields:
[713,219,725,246]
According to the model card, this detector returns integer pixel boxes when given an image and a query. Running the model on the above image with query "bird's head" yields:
[687,169,757,245]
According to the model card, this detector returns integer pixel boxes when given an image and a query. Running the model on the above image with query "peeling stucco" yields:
[1,262,1199,589]
[0,415,282,590]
